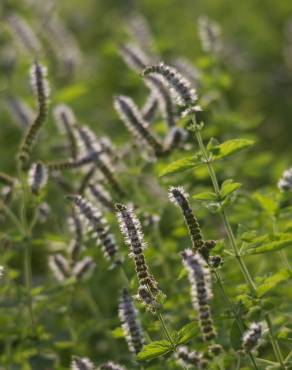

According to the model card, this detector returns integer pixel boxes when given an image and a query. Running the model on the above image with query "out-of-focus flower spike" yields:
[88,183,115,211]
[172,57,201,88]
[119,43,149,72]
[114,95,164,158]
[142,62,197,107]
[198,16,222,55]
[49,254,70,282]
[18,61,50,167]
[181,249,216,341]
[142,93,159,123]
[118,288,145,354]
[163,127,187,153]
[28,161,48,195]
[6,96,34,129]
[53,104,78,160]
[7,14,41,56]
[71,357,95,370]
[176,346,208,369]
[99,362,126,370]
[278,167,292,191]
[72,256,96,280]
[242,322,262,353]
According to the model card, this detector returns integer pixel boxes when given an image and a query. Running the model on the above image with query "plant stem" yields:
[192,122,284,367]
[272,217,292,273]
[265,313,285,368]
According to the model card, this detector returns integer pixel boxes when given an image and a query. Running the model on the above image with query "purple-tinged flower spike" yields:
[7,14,41,56]
[99,362,126,370]
[68,195,120,263]
[142,93,159,123]
[278,167,292,191]
[172,57,201,88]
[181,249,216,341]
[88,183,115,211]
[242,322,262,353]
[0,266,5,279]
[176,346,208,369]
[163,127,187,152]
[53,104,78,160]
[142,63,197,107]
[114,95,165,158]
[74,125,103,157]
[36,202,51,223]
[71,357,95,370]
[169,186,204,253]
[144,75,177,128]
[119,43,149,73]
[68,209,83,245]
[6,96,34,129]
[137,284,157,313]
[72,256,96,280]
[18,61,50,167]
[49,254,70,282]
[198,16,222,55]
[116,203,158,293]
[28,161,48,195]
[118,288,145,354]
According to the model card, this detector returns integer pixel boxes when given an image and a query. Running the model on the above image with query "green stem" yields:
[156,312,174,348]
[0,201,24,234]
[192,122,284,367]
[23,239,34,328]
[265,313,285,369]
[272,217,292,273]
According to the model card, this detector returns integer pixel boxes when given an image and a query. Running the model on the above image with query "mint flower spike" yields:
[142,62,197,107]
[99,362,126,370]
[119,43,149,72]
[71,357,95,370]
[278,167,292,191]
[28,161,48,195]
[242,322,262,353]
[176,346,208,369]
[181,248,216,341]
[118,288,145,354]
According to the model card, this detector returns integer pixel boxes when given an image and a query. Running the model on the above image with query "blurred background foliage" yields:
[0,0,292,369]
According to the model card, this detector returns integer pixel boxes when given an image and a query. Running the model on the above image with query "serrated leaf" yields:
[136,340,172,361]
[244,239,292,255]
[257,269,291,296]
[159,154,202,177]
[177,322,199,345]
[192,191,218,201]
[253,193,278,216]
[221,179,242,198]
[209,139,255,160]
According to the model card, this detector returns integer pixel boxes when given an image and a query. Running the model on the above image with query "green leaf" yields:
[177,322,199,345]
[230,320,243,351]
[159,154,202,177]
[252,193,278,216]
[192,191,218,201]
[244,239,292,255]
[54,83,87,102]
[136,340,173,361]
[209,139,255,160]
[221,179,242,198]
[257,270,292,296]
[111,327,124,338]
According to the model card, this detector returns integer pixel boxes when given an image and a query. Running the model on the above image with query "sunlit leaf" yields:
[209,139,255,160]
[257,270,291,296]
[159,154,202,177]
[136,341,173,361]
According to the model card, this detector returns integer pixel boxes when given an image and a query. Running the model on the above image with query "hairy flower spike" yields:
[173,57,201,87]
[49,254,70,282]
[198,16,222,55]
[72,256,96,280]
[182,249,216,341]
[127,13,156,56]
[88,183,115,211]
[142,93,159,123]
[142,63,197,106]
[114,95,165,158]
[176,346,208,369]
[118,288,145,354]
[28,161,48,195]
[54,104,78,159]
[242,322,262,353]
[278,168,292,191]
[169,186,204,253]
[163,127,187,152]
[116,203,158,292]
[99,362,126,370]
[71,357,95,370]
[18,61,50,167]
[119,43,149,72]
[145,75,177,128]
[68,195,120,263]
[6,96,34,129]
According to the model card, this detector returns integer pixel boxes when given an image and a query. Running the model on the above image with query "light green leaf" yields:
[253,193,278,216]
[136,340,172,361]
[177,322,199,345]
[209,139,255,160]
[111,327,124,338]
[54,83,87,102]
[221,179,242,198]
[159,154,201,177]
[257,270,291,296]
[192,191,218,201]
[244,239,292,255]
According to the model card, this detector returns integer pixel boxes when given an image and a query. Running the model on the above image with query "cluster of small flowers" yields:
[119,43,149,72]
[172,57,201,88]
[118,288,145,354]
[68,195,120,263]
[99,362,126,370]
[116,203,158,295]
[176,346,208,369]
[141,93,159,123]
[6,96,34,129]
[198,16,222,55]
[278,168,292,191]
[182,249,216,341]
[242,322,262,353]
[28,161,48,195]
[71,357,126,370]
[142,62,197,107]
[30,61,50,101]
[88,183,115,211]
